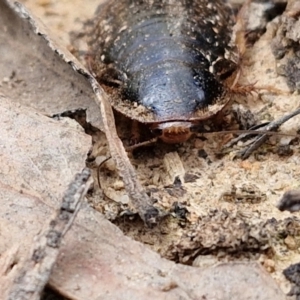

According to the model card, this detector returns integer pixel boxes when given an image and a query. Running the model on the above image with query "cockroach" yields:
[85,0,300,226]
[86,0,242,145]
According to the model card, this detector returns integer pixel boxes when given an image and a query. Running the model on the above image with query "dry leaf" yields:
[0,0,102,129]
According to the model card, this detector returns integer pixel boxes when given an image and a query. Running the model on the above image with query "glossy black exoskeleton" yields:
[87,0,239,143]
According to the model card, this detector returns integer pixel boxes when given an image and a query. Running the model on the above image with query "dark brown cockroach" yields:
[86,0,241,144]
[85,0,300,227]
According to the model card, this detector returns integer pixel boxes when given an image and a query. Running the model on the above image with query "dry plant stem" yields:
[240,107,300,159]
[7,168,91,300]
[224,107,300,159]
[89,78,160,227]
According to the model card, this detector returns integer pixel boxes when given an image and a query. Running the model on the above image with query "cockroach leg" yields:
[125,137,158,152]
[96,156,116,203]
[129,120,141,145]
[85,52,97,77]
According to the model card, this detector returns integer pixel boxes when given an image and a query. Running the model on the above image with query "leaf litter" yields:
[1,0,300,298]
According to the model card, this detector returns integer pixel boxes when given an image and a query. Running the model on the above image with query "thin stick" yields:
[239,107,300,159]
[89,77,160,227]
[7,168,91,300]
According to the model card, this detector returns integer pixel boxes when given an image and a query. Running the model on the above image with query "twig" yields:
[240,107,300,159]
[89,77,160,227]
[223,107,300,159]
[7,168,91,300]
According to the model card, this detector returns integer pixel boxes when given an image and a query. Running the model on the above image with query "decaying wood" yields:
[5,169,91,300]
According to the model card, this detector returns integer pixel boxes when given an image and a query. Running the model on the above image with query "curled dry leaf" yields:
[0,0,102,128]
